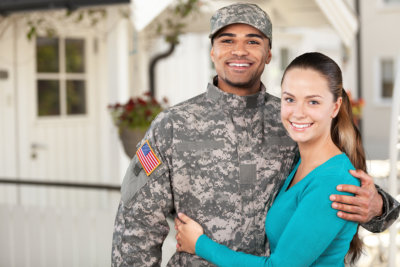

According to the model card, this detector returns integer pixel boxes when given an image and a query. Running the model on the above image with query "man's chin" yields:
[226,80,256,90]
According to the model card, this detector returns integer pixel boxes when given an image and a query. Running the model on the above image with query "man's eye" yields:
[221,39,233,43]
[248,40,260,45]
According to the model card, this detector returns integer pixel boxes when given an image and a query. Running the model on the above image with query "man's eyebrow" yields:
[246,33,264,39]
[215,33,265,39]
[215,33,236,39]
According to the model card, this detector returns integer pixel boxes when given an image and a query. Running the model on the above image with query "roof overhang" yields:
[131,0,173,31]
[0,0,129,15]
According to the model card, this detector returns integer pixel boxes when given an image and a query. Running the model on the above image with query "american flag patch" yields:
[136,140,161,176]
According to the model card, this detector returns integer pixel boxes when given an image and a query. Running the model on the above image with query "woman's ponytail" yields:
[331,88,366,172]
[331,89,366,265]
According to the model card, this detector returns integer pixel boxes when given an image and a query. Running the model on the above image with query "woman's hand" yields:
[174,213,204,254]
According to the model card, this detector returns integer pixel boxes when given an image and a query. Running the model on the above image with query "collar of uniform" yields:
[206,80,266,110]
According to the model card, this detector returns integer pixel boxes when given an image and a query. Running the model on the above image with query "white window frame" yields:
[374,56,398,106]
[35,36,88,120]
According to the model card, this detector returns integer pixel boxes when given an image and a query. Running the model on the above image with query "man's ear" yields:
[210,46,215,63]
[265,48,272,64]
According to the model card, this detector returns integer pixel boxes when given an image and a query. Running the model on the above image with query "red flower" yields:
[108,93,168,130]
[137,97,147,106]
[125,98,135,112]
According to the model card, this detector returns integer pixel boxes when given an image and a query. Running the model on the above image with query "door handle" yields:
[31,142,47,159]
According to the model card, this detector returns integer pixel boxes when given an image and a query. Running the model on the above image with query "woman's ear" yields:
[332,97,342,118]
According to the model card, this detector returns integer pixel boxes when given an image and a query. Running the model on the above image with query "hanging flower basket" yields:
[118,128,147,158]
[108,92,168,158]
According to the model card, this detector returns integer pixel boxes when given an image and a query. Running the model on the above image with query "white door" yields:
[16,29,107,209]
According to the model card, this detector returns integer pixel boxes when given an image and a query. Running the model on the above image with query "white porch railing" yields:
[0,204,118,267]
[0,182,177,267]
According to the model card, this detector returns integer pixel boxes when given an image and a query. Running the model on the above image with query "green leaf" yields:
[46,27,56,37]
[27,27,36,40]
[76,12,84,23]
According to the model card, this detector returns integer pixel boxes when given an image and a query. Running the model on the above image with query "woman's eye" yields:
[284,98,294,103]
[309,100,319,105]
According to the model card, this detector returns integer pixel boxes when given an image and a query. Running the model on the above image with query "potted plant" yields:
[108,92,168,158]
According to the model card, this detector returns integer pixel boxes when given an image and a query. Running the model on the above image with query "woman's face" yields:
[280,68,342,146]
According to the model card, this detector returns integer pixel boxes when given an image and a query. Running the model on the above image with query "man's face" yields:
[211,23,272,96]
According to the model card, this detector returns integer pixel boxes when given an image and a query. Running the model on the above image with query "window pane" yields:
[66,39,85,73]
[67,80,86,115]
[280,48,289,70]
[381,59,394,98]
[36,37,59,73]
[37,80,60,116]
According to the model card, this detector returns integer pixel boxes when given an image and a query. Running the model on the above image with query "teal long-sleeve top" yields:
[195,153,360,267]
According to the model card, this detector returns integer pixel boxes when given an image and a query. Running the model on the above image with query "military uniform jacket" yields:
[112,82,400,267]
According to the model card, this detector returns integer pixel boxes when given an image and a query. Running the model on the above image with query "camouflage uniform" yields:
[112,81,296,266]
[111,81,400,267]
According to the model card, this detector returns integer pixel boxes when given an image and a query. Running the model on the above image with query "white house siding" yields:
[0,18,18,204]
[155,33,213,106]
[362,0,400,159]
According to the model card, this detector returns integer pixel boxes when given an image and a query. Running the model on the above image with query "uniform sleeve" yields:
[112,113,174,267]
[195,175,358,267]
[361,184,400,233]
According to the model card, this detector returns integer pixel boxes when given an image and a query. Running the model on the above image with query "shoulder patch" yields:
[136,140,161,176]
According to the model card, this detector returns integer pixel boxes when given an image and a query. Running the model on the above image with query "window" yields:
[36,37,87,117]
[380,58,394,100]
[280,48,289,70]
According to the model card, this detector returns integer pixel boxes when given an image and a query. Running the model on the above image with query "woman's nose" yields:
[293,103,306,118]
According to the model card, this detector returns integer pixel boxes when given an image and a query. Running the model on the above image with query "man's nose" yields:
[231,42,248,57]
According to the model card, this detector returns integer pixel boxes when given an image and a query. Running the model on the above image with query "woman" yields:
[174,52,365,266]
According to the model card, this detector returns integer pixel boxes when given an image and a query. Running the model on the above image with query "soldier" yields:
[112,3,400,267]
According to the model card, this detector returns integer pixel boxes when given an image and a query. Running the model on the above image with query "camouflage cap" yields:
[209,3,272,47]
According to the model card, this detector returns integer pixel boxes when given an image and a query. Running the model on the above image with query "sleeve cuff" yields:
[195,234,212,257]
[361,185,396,233]
[375,187,389,219]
